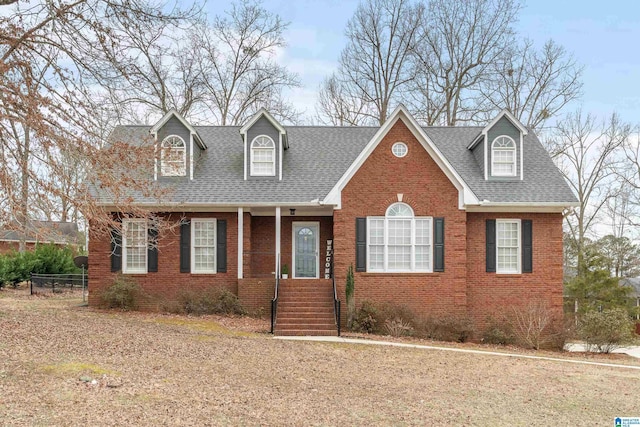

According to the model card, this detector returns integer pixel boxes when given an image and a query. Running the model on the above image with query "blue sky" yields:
[207,0,640,124]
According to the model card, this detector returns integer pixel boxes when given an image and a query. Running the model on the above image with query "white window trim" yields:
[160,135,187,177]
[496,219,521,274]
[491,135,517,177]
[122,219,147,274]
[250,135,276,176]
[366,203,433,273]
[191,218,217,274]
[392,142,408,158]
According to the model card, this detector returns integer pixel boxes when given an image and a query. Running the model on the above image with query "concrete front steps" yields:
[274,279,338,336]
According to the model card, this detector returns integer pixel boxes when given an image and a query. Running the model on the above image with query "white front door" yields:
[292,222,319,279]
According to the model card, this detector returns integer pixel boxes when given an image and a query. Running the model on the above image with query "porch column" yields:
[275,207,281,277]
[237,207,243,279]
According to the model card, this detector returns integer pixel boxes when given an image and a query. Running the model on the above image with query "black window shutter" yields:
[110,227,122,272]
[355,218,367,272]
[522,219,533,273]
[217,220,227,273]
[486,219,496,272]
[434,217,445,272]
[180,221,191,273]
[147,227,158,273]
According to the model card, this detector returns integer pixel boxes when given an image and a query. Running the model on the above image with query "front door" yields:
[293,222,319,278]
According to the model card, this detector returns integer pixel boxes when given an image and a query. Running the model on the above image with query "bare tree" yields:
[479,39,583,131]
[316,74,371,126]
[409,0,521,126]
[549,111,630,275]
[0,0,197,246]
[318,0,423,126]
[89,15,205,123]
[194,0,300,125]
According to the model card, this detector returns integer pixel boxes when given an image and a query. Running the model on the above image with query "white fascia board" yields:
[95,201,331,211]
[466,201,579,213]
[189,134,194,180]
[239,108,286,136]
[324,105,479,210]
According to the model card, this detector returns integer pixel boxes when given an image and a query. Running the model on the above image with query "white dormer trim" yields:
[467,109,528,150]
[279,133,283,181]
[240,108,288,181]
[323,105,479,210]
[467,109,528,181]
[150,108,207,150]
[240,108,287,138]
[189,133,194,180]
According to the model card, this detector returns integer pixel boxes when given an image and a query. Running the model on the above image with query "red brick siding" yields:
[238,278,274,314]
[249,216,333,278]
[0,241,36,254]
[88,212,239,310]
[466,212,564,330]
[334,118,468,320]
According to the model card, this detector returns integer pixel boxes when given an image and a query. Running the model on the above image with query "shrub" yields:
[174,288,246,316]
[345,265,355,328]
[509,300,563,350]
[577,308,636,353]
[351,300,378,333]
[418,315,475,342]
[384,317,414,337]
[0,244,79,287]
[101,276,144,311]
[482,316,515,345]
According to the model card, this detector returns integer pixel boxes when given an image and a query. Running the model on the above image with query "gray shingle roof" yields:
[0,221,79,244]
[96,122,576,206]
[424,127,577,203]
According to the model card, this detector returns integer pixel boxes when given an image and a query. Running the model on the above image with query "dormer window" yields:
[250,135,276,176]
[160,135,186,176]
[491,136,516,177]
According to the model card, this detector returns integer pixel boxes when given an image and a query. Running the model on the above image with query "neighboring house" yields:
[89,106,578,336]
[0,221,80,254]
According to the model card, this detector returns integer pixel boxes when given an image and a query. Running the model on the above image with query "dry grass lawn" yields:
[1,288,639,426]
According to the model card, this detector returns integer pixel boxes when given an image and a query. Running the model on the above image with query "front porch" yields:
[236,208,338,335]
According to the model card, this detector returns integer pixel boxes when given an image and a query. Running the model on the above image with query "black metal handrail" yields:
[332,259,341,336]
[270,255,280,334]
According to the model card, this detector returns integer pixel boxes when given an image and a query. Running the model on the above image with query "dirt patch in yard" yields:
[1,288,639,426]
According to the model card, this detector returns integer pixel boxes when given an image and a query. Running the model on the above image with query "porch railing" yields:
[270,255,280,334]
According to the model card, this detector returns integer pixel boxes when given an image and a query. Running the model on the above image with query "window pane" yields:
[369,245,384,270]
[388,219,411,245]
[388,246,411,270]
[415,245,431,270]
[415,219,431,245]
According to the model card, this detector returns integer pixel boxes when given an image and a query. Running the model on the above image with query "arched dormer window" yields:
[491,135,516,177]
[160,135,186,176]
[367,202,432,272]
[250,135,276,176]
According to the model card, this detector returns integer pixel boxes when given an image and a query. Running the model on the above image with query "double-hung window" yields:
[496,219,520,274]
[191,219,216,273]
[250,135,276,176]
[491,135,516,177]
[160,135,186,176]
[367,203,432,272]
[122,219,147,274]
